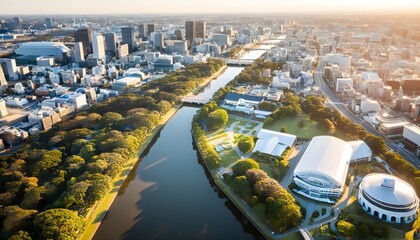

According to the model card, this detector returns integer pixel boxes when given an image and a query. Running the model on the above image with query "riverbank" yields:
[81,64,227,240]
[191,65,227,95]
[191,131,275,240]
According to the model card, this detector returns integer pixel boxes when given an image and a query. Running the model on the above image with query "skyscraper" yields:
[0,67,7,94]
[196,21,206,39]
[74,42,85,63]
[1,59,18,81]
[45,18,53,29]
[185,21,196,44]
[147,24,156,37]
[174,29,183,40]
[74,28,92,54]
[92,35,105,59]
[13,17,21,29]
[138,24,147,40]
[104,33,117,54]
[153,32,164,50]
[121,27,135,52]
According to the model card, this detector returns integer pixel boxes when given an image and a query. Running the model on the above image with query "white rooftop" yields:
[362,173,417,206]
[253,129,296,156]
[347,140,372,161]
[294,136,353,187]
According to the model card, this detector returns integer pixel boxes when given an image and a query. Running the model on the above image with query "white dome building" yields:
[15,42,70,57]
[358,173,418,223]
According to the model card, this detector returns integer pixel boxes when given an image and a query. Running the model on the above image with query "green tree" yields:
[245,169,269,187]
[337,220,356,238]
[1,206,37,238]
[207,109,228,130]
[232,159,260,176]
[9,230,32,240]
[364,135,387,155]
[33,209,85,240]
[358,224,369,238]
[258,101,278,111]
[237,136,255,153]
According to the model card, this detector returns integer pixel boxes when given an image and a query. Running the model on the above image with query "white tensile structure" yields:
[358,173,419,223]
[253,129,297,156]
[293,136,372,203]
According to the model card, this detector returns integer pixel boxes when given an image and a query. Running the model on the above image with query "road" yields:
[313,60,420,168]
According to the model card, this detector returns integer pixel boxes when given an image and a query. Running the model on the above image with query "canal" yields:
[93,39,281,240]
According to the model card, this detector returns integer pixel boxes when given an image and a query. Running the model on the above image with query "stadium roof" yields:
[362,173,417,206]
[15,42,70,57]
[294,136,353,187]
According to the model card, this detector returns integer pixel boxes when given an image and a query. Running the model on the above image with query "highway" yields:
[313,60,420,169]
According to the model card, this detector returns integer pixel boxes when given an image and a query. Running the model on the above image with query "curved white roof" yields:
[15,42,70,56]
[348,140,372,160]
[362,173,417,206]
[294,136,353,187]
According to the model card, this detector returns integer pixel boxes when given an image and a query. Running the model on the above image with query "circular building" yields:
[358,173,418,223]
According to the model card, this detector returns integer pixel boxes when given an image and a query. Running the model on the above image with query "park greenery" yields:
[225,165,303,233]
[0,59,225,239]
[233,58,283,85]
[237,135,255,153]
[228,45,244,59]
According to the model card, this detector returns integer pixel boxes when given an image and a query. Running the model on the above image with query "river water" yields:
[93,38,281,240]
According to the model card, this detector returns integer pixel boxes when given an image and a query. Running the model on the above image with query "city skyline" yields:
[2,0,420,15]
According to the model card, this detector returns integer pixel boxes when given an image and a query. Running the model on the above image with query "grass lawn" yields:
[265,114,328,139]
[220,148,241,167]
[205,128,229,145]
[226,117,238,128]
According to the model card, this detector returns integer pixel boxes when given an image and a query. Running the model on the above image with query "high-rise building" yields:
[138,24,147,40]
[147,24,156,37]
[196,21,206,39]
[153,32,164,50]
[121,27,135,52]
[92,35,105,59]
[185,21,196,44]
[74,28,92,54]
[74,42,85,63]
[173,40,188,55]
[0,67,7,94]
[45,18,53,29]
[104,33,117,53]
[0,99,7,118]
[13,17,21,29]
[174,29,183,40]
[1,59,18,81]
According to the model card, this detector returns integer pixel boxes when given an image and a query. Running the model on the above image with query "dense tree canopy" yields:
[33,209,85,240]
[207,109,229,130]
[237,136,255,153]
[232,159,260,176]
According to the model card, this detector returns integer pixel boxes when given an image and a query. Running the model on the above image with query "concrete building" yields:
[185,20,196,44]
[0,99,7,118]
[92,35,105,60]
[118,44,129,59]
[138,24,147,40]
[74,42,85,63]
[1,59,18,81]
[358,173,418,223]
[173,40,188,55]
[336,78,353,92]
[253,129,296,156]
[112,76,141,91]
[293,136,371,203]
[74,28,92,54]
[45,18,53,29]
[121,27,135,52]
[153,32,164,50]
[196,20,206,39]
[147,24,156,37]
[212,34,231,47]
[0,67,7,93]
[104,33,117,54]
[402,124,420,157]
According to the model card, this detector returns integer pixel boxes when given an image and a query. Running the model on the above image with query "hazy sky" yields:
[2,0,420,15]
